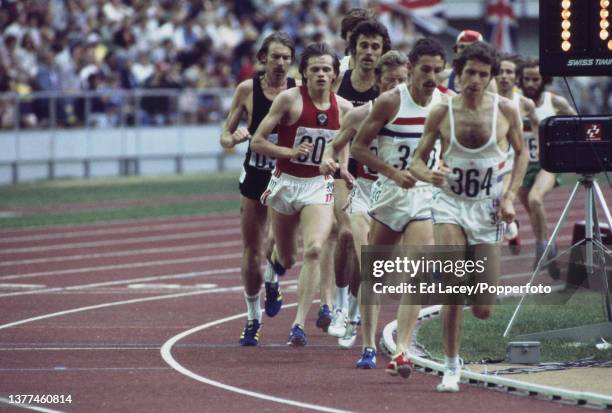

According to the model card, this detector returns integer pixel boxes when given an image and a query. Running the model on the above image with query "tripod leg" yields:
[503,180,582,337]
[593,181,612,230]
[592,181,612,322]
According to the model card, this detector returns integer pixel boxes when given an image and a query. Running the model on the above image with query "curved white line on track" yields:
[0,284,247,330]
[160,304,353,413]
[0,267,241,298]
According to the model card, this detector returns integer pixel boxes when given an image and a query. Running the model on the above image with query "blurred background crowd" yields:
[0,0,609,129]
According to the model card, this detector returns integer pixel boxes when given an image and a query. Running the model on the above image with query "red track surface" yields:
[0,185,609,412]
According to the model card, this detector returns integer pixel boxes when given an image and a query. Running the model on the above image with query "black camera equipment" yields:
[539,115,612,174]
[506,1,612,338]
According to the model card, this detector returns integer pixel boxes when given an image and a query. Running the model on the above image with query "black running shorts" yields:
[239,164,272,201]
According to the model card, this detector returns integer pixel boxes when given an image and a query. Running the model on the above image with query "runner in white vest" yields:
[517,57,576,278]
[411,42,528,392]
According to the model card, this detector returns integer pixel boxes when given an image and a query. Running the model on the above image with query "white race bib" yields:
[249,133,277,170]
[444,156,504,200]
[290,127,337,167]
[378,137,440,171]
[524,132,538,162]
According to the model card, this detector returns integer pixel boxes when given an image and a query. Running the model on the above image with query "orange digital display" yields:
[540,0,612,75]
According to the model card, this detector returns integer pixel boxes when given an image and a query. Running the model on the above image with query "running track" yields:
[0,185,609,412]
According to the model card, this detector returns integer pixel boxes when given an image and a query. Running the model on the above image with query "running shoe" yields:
[239,319,261,346]
[338,321,358,349]
[436,365,461,392]
[328,307,347,337]
[287,324,307,346]
[264,281,283,317]
[316,304,332,332]
[385,353,413,379]
[356,347,377,369]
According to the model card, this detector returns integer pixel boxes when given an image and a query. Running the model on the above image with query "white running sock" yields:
[244,292,262,322]
[263,260,278,283]
[335,286,349,311]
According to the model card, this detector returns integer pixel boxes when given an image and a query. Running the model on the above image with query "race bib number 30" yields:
[249,133,277,170]
[290,127,337,166]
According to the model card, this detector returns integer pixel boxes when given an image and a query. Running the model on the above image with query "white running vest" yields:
[443,94,507,200]
[534,91,556,123]
[377,83,442,187]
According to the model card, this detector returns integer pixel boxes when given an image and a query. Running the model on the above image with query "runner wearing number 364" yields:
[251,43,353,346]
[410,41,528,392]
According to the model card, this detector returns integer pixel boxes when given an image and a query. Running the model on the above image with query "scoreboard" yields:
[539,0,612,76]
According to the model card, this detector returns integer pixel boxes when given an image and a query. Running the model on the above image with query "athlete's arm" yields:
[551,94,577,116]
[220,80,251,149]
[351,90,414,187]
[410,104,448,187]
[523,97,540,142]
[320,105,363,175]
[251,90,312,159]
[500,101,528,223]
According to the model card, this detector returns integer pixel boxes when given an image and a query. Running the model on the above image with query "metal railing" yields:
[0,88,234,130]
[0,88,243,185]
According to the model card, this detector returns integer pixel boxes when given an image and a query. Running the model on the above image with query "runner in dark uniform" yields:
[220,32,296,346]
[324,19,389,335]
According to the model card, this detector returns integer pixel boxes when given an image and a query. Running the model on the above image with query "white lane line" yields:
[0,284,247,331]
[0,252,242,280]
[160,304,353,413]
[0,397,64,413]
[0,347,160,351]
[0,228,240,254]
[0,217,239,244]
[0,280,297,332]
[0,211,239,236]
[0,241,242,267]
[0,284,46,289]
[0,267,241,298]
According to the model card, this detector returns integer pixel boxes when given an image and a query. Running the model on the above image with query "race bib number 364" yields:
[290,127,337,166]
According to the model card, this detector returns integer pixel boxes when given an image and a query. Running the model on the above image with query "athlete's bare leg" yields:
[292,204,335,329]
[319,223,337,307]
[240,196,269,296]
[360,220,402,350]
[334,180,358,302]
[527,170,556,242]
[269,209,299,273]
[394,219,434,355]
[434,223,467,359]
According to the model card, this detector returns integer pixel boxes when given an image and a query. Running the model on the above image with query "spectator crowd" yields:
[0,0,609,129]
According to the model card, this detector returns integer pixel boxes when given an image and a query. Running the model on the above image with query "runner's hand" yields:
[431,164,449,187]
[319,158,338,175]
[231,127,251,146]
[498,197,515,223]
[391,169,416,189]
[292,142,314,160]
[339,168,355,189]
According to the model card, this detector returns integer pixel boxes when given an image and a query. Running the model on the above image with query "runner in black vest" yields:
[220,32,297,347]
[322,19,390,337]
